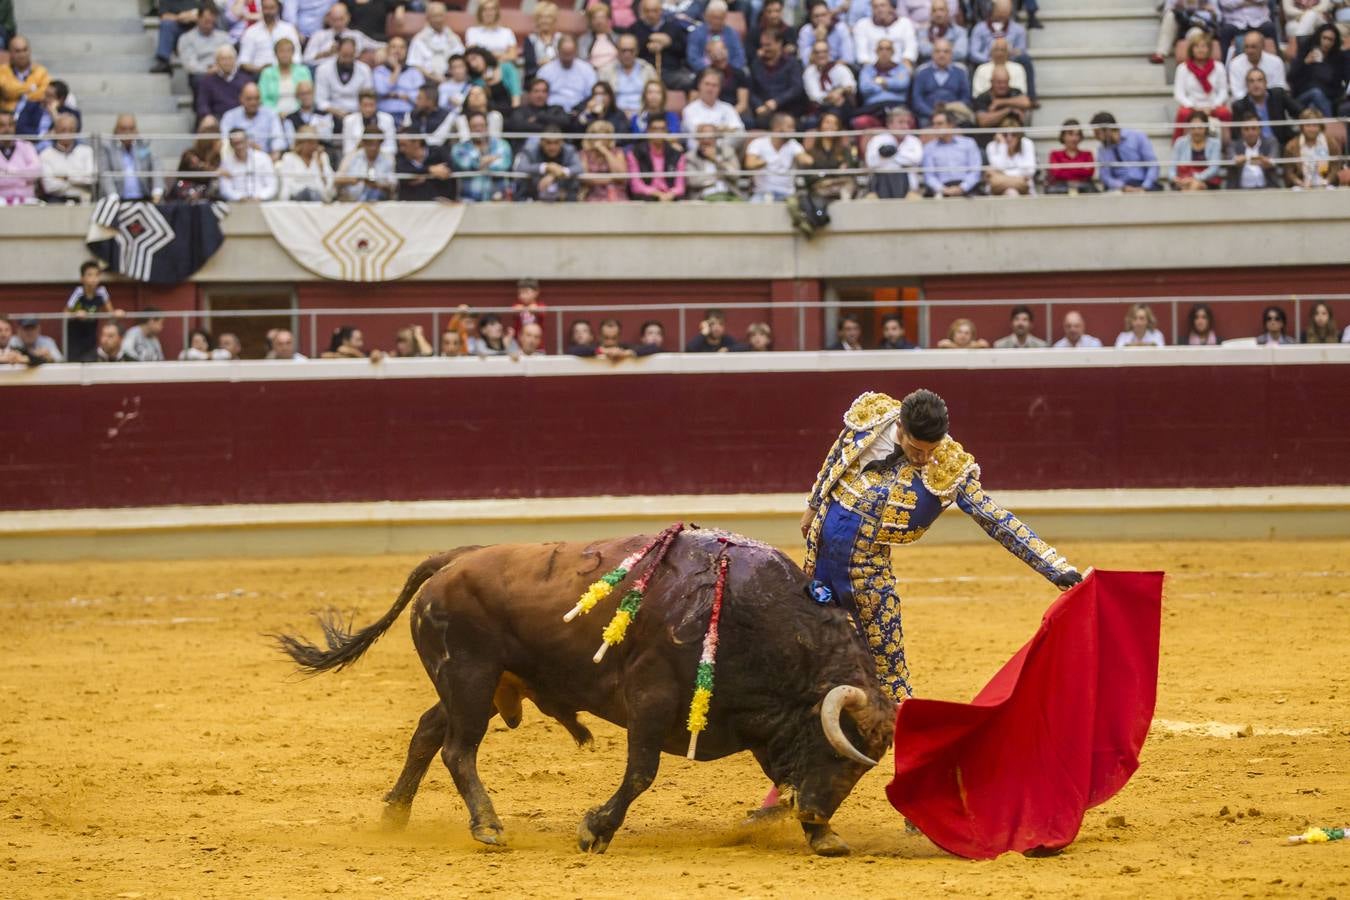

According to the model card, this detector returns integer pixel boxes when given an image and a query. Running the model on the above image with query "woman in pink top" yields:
[1045,118,1097,194]
[626,117,687,201]
[580,121,629,202]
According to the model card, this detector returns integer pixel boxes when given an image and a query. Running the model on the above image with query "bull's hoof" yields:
[381,801,412,830]
[807,826,851,857]
[577,810,614,854]
[470,823,507,848]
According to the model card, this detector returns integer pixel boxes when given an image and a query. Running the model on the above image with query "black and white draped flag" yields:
[86,196,229,284]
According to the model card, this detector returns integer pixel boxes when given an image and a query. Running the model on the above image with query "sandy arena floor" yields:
[3,538,1349,898]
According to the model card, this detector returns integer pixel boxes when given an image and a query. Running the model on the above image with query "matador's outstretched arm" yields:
[954,475,1082,590]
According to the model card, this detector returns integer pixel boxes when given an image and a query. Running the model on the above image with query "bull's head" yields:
[793,683,896,830]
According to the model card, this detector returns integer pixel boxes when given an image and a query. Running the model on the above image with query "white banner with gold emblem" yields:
[261,202,465,282]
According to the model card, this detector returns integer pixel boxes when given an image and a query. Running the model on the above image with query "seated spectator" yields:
[335,129,397,201]
[280,0,337,42]
[635,320,666,356]
[579,4,620,73]
[1226,113,1284,189]
[1284,0,1334,38]
[314,38,375,119]
[853,0,918,70]
[406,84,455,148]
[0,319,29,365]
[576,81,632,136]
[454,85,506,142]
[1173,32,1230,137]
[1219,11,1276,63]
[804,40,858,123]
[1289,24,1343,117]
[1302,300,1338,343]
[747,0,790,59]
[973,66,1031,140]
[342,89,397,159]
[1285,107,1344,190]
[439,328,464,356]
[303,3,381,67]
[858,40,915,122]
[438,55,472,112]
[1256,305,1295,344]
[505,78,571,145]
[748,30,806,129]
[745,111,812,202]
[375,36,424,121]
[603,34,659,116]
[588,318,636,361]
[936,317,989,349]
[408,2,466,83]
[222,83,288,159]
[803,111,859,200]
[565,319,597,356]
[879,314,917,349]
[685,124,745,200]
[85,322,136,363]
[1180,302,1221,344]
[630,80,680,134]
[827,314,864,350]
[918,0,969,64]
[921,108,982,197]
[1230,68,1302,146]
[736,322,774,351]
[688,1,748,73]
[972,37,1028,97]
[239,0,301,75]
[197,46,253,122]
[266,327,305,359]
[1170,109,1223,190]
[629,0,692,91]
[464,50,518,117]
[516,322,546,357]
[686,309,738,352]
[993,304,1048,348]
[524,1,563,81]
[1114,303,1166,348]
[708,39,752,122]
[123,310,166,361]
[64,261,120,361]
[465,0,520,66]
[911,39,972,126]
[215,331,242,359]
[38,114,94,204]
[8,316,62,363]
[177,4,233,90]
[0,35,48,115]
[321,325,370,358]
[539,36,597,115]
[1227,29,1288,100]
[1151,0,1219,66]
[17,80,80,143]
[985,117,1036,196]
[259,38,312,117]
[970,0,1034,100]
[168,117,223,201]
[341,0,402,43]
[1046,118,1097,194]
[392,325,433,357]
[98,115,164,202]
[283,81,337,152]
[680,68,745,149]
[396,132,454,201]
[177,328,215,361]
[800,2,856,67]
[1091,111,1160,192]
[450,111,513,202]
[626,117,686,201]
[864,105,923,199]
[578,120,629,202]
[514,130,581,201]
[218,128,279,200]
[1052,311,1102,348]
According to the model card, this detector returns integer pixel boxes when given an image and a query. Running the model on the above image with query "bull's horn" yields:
[820,685,878,768]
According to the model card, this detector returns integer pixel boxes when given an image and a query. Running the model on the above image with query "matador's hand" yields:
[1053,570,1083,591]
[800,508,815,539]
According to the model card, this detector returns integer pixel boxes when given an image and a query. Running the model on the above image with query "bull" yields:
[275,529,896,856]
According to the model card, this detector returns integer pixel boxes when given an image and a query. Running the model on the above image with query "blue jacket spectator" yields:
[916,5,969,63]
[911,51,971,124]
[1091,114,1160,191]
[858,54,912,111]
[220,84,288,156]
[1169,132,1222,188]
[686,1,748,72]
[921,110,982,195]
[969,19,1028,65]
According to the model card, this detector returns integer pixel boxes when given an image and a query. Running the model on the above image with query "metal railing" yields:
[8,294,1348,361]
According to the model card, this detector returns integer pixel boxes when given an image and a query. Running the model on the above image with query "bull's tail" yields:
[273,550,460,675]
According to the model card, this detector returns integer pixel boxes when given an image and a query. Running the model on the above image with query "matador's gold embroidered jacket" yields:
[807,392,1077,583]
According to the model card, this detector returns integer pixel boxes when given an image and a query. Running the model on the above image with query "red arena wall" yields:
[3,357,1346,511]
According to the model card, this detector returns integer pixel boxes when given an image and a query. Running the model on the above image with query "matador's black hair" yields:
[900,389,949,443]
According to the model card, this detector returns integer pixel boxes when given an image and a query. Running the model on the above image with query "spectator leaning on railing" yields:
[513,129,582,201]
[87,321,136,363]
[827,313,864,351]
[879,314,917,349]
[1053,311,1103,348]
[686,309,737,352]
[65,261,121,362]
[1115,303,1166,348]
[993,305,1048,348]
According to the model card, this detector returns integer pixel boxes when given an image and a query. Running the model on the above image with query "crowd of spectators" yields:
[2,0,1343,206]
[5,268,1349,367]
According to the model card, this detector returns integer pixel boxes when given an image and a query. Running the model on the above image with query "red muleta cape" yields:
[885,569,1163,859]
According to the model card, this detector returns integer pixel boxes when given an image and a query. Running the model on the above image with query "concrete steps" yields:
[57,54,165,74]
[1034,50,1164,86]
[1032,10,1159,52]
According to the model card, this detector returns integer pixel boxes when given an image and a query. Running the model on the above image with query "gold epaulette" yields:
[920,436,980,501]
[842,392,903,431]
